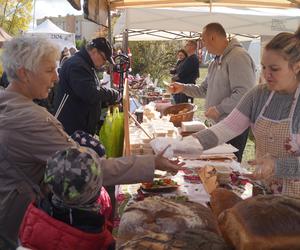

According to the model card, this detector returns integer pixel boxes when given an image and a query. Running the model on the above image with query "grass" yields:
[193,68,255,163]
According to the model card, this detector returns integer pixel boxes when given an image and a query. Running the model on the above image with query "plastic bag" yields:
[99,107,124,158]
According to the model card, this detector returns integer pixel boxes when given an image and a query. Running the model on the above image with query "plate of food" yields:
[141,178,179,193]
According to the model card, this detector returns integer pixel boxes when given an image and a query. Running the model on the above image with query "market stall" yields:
[114,78,244,218]
[59,1,300,249]
[106,76,300,249]
[115,119,300,249]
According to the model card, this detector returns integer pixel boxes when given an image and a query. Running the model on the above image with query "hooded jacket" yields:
[182,38,256,123]
[54,47,119,135]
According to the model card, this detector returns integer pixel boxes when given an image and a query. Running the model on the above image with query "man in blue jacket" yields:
[54,38,119,135]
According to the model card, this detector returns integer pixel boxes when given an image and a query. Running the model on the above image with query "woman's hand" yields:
[154,145,185,175]
[248,154,275,181]
[168,82,184,94]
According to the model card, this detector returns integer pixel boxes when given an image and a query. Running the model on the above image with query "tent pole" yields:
[123,29,128,54]
[33,0,37,29]
[107,3,112,44]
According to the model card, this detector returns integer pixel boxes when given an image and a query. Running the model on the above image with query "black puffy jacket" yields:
[54,47,119,135]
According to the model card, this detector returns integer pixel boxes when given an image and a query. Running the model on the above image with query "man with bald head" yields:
[169,23,256,162]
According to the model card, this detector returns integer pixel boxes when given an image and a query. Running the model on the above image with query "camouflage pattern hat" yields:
[45,147,103,211]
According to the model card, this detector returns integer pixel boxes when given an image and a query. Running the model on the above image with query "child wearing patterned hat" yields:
[19,147,114,250]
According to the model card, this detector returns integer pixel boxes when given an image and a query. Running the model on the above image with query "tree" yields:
[0,0,33,36]
[129,40,184,83]
[75,37,87,50]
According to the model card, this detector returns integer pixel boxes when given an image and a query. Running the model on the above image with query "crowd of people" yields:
[1,21,300,249]
[0,36,182,248]
[169,23,300,197]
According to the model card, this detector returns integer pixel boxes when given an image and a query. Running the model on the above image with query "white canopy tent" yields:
[109,0,300,9]
[26,19,75,50]
[114,6,300,40]
[112,6,300,80]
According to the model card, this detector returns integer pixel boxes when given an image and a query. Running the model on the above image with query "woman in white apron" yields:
[253,85,300,196]
[245,28,300,197]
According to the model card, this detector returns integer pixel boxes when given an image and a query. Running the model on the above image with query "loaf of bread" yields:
[117,196,222,247]
[210,188,242,218]
[118,229,231,250]
[218,195,300,250]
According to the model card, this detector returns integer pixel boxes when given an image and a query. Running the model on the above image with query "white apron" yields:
[253,86,300,197]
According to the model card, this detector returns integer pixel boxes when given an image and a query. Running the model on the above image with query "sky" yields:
[32,0,82,27]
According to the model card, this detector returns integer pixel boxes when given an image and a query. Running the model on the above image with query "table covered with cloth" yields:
[113,158,251,231]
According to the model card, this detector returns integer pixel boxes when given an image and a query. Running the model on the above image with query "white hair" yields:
[1,36,60,82]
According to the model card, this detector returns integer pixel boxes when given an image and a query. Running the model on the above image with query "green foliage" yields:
[129,40,184,83]
[75,38,87,50]
[0,0,33,36]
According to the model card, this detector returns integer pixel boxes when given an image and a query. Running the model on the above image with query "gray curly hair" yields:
[1,36,60,82]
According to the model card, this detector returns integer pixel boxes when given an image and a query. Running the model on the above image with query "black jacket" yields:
[170,59,185,75]
[39,198,105,233]
[54,48,119,135]
[176,54,199,84]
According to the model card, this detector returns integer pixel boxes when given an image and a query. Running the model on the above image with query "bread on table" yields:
[210,188,242,218]
[218,195,300,250]
[117,196,227,248]
[118,229,231,250]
